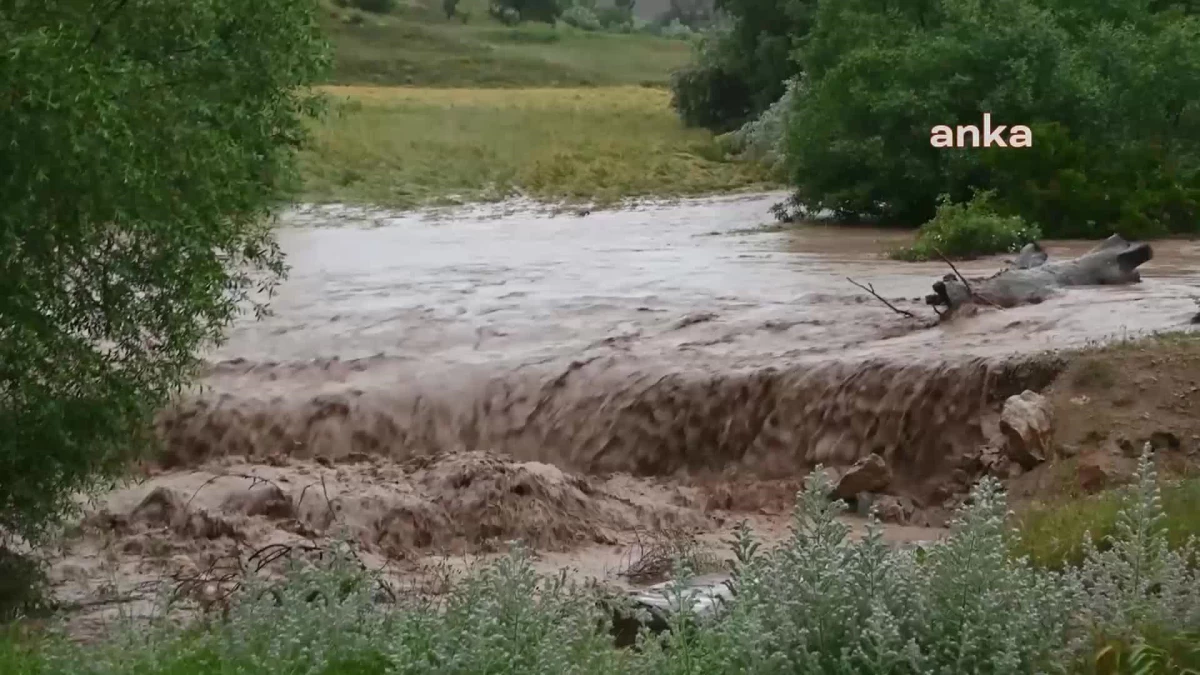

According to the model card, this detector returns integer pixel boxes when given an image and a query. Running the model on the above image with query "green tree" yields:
[783,0,1200,233]
[0,0,330,542]
[670,0,814,132]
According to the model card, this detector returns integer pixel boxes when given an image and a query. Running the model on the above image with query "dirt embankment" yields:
[52,338,1196,629]
[157,355,1065,507]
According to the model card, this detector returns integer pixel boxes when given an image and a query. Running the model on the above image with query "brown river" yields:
[216,192,1199,369]
[56,193,1200,629]
[162,191,1198,491]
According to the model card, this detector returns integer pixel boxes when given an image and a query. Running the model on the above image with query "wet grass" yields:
[300,86,778,208]
[1012,476,1200,570]
[321,0,693,88]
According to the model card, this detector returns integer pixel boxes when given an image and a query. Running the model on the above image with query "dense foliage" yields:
[891,191,1043,261]
[670,0,813,132]
[5,452,1200,673]
[678,0,1200,238]
[0,0,329,542]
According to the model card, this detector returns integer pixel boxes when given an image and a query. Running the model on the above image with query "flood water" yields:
[214,192,1200,370]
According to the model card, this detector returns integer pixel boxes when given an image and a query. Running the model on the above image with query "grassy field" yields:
[300,85,777,208]
[322,0,695,88]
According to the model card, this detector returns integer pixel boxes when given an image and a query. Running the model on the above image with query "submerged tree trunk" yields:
[926,235,1154,311]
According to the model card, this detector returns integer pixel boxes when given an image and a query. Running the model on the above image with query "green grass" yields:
[1012,477,1200,570]
[300,86,778,207]
[321,0,694,87]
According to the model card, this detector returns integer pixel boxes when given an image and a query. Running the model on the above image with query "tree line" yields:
[672,0,1200,240]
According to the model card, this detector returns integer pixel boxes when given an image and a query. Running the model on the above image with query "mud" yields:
[43,193,1200,632]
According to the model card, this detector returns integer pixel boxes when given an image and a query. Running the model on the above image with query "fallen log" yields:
[926,235,1153,311]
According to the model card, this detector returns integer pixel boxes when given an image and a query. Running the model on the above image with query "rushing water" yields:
[214,192,1200,368]
[160,193,1199,488]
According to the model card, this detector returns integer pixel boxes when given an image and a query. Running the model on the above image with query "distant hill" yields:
[321,0,696,87]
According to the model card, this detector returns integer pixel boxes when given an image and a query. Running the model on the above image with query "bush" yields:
[780,0,1200,233]
[667,0,809,132]
[0,549,52,624]
[349,0,396,12]
[489,0,561,24]
[669,29,755,132]
[659,18,694,40]
[721,77,800,176]
[891,191,1043,261]
[561,5,602,31]
[6,452,1200,673]
[0,0,329,542]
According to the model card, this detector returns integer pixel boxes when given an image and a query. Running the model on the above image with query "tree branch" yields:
[846,277,917,318]
[933,247,999,308]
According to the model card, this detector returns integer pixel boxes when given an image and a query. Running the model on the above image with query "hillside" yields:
[321,0,696,87]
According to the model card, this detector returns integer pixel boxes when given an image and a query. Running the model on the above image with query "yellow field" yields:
[298,85,777,208]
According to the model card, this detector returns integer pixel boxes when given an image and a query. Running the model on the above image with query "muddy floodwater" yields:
[217,192,1199,369]
[58,193,1200,633]
[167,191,1199,494]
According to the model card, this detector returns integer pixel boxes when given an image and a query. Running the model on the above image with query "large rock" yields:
[833,453,892,499]
[1000,390,1053,469]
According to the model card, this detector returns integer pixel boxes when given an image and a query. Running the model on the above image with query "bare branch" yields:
[846,277,917,318]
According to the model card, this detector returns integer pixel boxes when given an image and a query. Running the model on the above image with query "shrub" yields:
[7,451,1200,673]
[0,549,52,624]
[659,18,694,40]
[595,6,634,31]
[780,0,1200,233]
[489,0,561,24]
[721,77,800,176]
[349,0,396,12]
[669,29,755,132]
[561,5,602,31]
[891,191,1042,261]
[1,0,329,544]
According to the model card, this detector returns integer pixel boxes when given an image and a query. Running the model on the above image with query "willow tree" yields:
[0,0,330,541]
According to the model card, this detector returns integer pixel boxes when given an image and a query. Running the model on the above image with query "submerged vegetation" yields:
[4,454,1200,673]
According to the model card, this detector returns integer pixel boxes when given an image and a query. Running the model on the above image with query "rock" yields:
[611,573,733,647]
[1077,454,1126,494]
[221,483,295,520]
[131,487,188,529]
[1116,437,1139,458]
[833,453,892,499]
[999,390,1053,469]
[874,495,915,525]
[853,492,876,518]
[979,445,1008,475]
[1009,242,1048,270]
